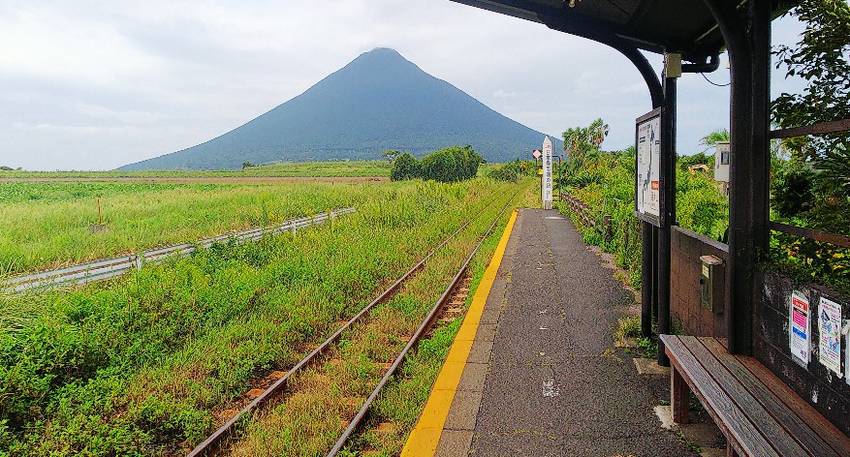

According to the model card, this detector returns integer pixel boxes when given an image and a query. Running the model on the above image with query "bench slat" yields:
[681,338,809,457]
[699,337,845,457]
[662,335,780,457]
[736,349,850,455]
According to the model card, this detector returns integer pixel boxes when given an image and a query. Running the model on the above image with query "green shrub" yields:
[487,160,534,182]
[390,153,420,181]
[771,165,816,218]
[557,147,729,289]
[419,146,482,182]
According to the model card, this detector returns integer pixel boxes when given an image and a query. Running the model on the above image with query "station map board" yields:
[635,108,662,226]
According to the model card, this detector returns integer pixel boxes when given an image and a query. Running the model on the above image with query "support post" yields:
[657,70,677,367]
[671,366,690,424]
[652,227,659,323]
[750,0,772,270]
[641,222,653,337]
[702,0,770,355]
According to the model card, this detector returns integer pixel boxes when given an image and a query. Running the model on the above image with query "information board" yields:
[542,136,553,210]
[635,108,661,226]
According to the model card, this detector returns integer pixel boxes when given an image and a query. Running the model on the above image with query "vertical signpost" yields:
[542,136,553,210]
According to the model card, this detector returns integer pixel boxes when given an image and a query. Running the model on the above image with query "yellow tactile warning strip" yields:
[401,210,517,457]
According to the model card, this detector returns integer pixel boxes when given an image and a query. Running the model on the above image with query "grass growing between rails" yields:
[0,178,526,456]
[0,161,392,179]
[0,182,366,275]
[227,179,534,457]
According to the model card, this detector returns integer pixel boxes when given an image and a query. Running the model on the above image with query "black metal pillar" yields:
[640,224,653,337]
[657,71,677,367]
[703,0,770,355]
[750,0,772,263]
[651,228,659,322]
[609,43,662,340]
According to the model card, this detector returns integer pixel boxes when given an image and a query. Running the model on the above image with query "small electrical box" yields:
[700,255,723,314]
[664,52,682,78]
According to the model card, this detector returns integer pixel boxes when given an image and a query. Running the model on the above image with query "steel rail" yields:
[4,208,354,293]
[326,192,518,456]
[186,197,501,457]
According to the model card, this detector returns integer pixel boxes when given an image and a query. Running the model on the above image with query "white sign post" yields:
[542,137,553,210]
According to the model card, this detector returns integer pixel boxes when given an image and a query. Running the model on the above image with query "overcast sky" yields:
[0,1,805,171]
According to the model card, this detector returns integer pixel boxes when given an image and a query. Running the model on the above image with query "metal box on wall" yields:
[700,255,724,314]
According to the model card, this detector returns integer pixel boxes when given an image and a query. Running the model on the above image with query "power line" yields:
[701,72,731,87]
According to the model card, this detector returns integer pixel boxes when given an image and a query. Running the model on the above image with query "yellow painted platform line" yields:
[401,210,518,457]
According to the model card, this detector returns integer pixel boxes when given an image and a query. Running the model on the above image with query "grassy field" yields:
[0,181,376,275]
[0,161,391,180]
[0,176,533,456]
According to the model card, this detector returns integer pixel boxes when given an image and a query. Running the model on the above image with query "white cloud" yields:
[0,8,161,86]
[0,0,807,170]
[493,89,518,99]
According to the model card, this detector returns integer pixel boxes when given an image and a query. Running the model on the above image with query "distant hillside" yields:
[120,48,561,170]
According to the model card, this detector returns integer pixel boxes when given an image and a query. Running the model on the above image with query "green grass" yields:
[0,160,392,179]
[242,161,391,177]
[0,177,529,456]
[614,315,641,344]
[0,182,369,274]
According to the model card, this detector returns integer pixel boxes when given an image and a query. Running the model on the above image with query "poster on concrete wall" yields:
[542,136,553,210]
[634,108,661,226]
[818,297,842,376]
[790,290,811,365]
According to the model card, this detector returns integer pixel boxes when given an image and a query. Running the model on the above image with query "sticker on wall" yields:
[817,297,842,376]
[845,320,850,387]
[789,290,811,365]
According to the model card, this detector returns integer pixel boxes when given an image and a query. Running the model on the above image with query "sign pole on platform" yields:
[542,136,553,210]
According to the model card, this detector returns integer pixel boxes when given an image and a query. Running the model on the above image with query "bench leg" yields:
[671,365,689,424]
[726,443,740,457]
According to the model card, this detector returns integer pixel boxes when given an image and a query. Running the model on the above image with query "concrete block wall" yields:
[756,272,850,435]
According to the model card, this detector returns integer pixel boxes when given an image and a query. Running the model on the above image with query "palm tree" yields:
[699,129,729,152]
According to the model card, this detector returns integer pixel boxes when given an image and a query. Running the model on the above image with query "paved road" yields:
[438,208,693,457]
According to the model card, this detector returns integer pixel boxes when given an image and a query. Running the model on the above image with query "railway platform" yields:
[403,208,693,457]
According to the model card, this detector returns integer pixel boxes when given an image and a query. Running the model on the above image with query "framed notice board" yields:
[635,108,662,226]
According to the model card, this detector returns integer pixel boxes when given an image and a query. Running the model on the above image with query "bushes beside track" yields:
[390,146,483,183]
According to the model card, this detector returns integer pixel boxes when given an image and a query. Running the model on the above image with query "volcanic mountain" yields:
[120,48,560,170]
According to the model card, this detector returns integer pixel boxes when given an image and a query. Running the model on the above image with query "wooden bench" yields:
[660,335,850,457]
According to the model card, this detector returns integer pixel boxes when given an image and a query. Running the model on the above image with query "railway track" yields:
[187,193,517,457]
[3,208,354,293]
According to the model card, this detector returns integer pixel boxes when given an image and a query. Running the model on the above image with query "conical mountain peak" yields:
[120,49,560,170]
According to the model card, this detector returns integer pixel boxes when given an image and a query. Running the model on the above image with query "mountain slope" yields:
[120,48,560,170]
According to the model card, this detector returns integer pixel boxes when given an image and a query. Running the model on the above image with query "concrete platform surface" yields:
[436,208,693,457]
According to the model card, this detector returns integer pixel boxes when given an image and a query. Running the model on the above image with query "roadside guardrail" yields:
[3,208,355,293]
